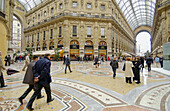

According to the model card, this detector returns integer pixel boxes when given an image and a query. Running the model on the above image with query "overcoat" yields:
[125,61,134,77]
[23,61,36,85]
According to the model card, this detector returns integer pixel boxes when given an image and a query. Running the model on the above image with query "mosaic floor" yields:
[0,61,170,111]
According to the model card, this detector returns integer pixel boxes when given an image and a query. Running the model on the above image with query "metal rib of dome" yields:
[17,0,44,12]
[115,0,156,31]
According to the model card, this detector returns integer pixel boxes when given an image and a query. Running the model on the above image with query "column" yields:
[94,22,98,57]
[7,0,15,55]
[63,20,69,56]
[46,27,50,50]
[54,24,57,49]
[107,23,112,58]
[79,21,84,58]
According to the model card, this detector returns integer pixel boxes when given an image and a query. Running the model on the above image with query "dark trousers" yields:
[111,67,117,77]
[65,64,72,73]
[8,61,11,66]
[160,61,163,68]
[5,61,7,66]
[19,84,42,99]
[0,72,5,87]
[125,77,132,83]
[147,64,151,72]
[27,83,51,108]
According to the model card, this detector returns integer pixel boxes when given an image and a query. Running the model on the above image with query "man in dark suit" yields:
[146,55,153,72]
[26,54,54,111]
[65,55,72,74]
[0,51,7,88]
[110,57,119,79]
[18,55,44,104]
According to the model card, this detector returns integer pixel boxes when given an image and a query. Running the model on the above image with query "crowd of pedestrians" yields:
[0,50,164,110]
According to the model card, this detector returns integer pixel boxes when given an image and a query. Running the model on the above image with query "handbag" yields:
[122,63,125,71]
[138,64,143,68]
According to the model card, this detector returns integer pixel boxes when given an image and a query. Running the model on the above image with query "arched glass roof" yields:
[115,0,156,31]
[17,0,44,12]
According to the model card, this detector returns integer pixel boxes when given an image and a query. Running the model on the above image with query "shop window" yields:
[73,26,77,37]
[72,2,77,7]
[101,4,105,10]
[87,3,91,9]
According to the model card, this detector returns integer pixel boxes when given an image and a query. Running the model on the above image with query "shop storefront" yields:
[99,41,107,58]
[57,40,64,59]
[70,40,79,60]
[85,40,93,60]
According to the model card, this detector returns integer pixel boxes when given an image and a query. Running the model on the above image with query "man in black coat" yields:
[65,55,72,74]
[146,56,153,72]
[26,54,54,110]
[18,55,43,105]
[110,57,119,79]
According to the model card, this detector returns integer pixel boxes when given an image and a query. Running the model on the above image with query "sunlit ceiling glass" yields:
[115,0,156,31]
[17,0,44,12]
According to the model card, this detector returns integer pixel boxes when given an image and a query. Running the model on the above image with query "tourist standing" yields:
[0,51,7,88]
[7,55,11,66]
[160,57,163,68]
[18,56,43,104]
[22,54,30,71]
[65,55,72,74]
[26,54,54,110]
[155,56,160,68]
[133,58,141,84]
[110,57,119,79]
[124,58,134,84]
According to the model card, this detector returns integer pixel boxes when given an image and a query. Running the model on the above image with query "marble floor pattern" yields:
[0,61,169,111]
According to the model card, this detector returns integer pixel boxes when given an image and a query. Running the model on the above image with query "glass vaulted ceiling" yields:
[17,0,44,12]
[115,0,156,31]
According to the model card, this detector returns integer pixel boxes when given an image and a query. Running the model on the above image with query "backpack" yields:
[110,60,118,68]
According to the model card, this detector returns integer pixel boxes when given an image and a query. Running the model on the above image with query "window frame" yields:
[72,25,77,37]
[87,3,92,9]
[72,1,77,8]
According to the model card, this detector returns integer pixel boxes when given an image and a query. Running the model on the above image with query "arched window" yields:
[43,43,47,50]
[168,37,170,42]
[49,42,54,50]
